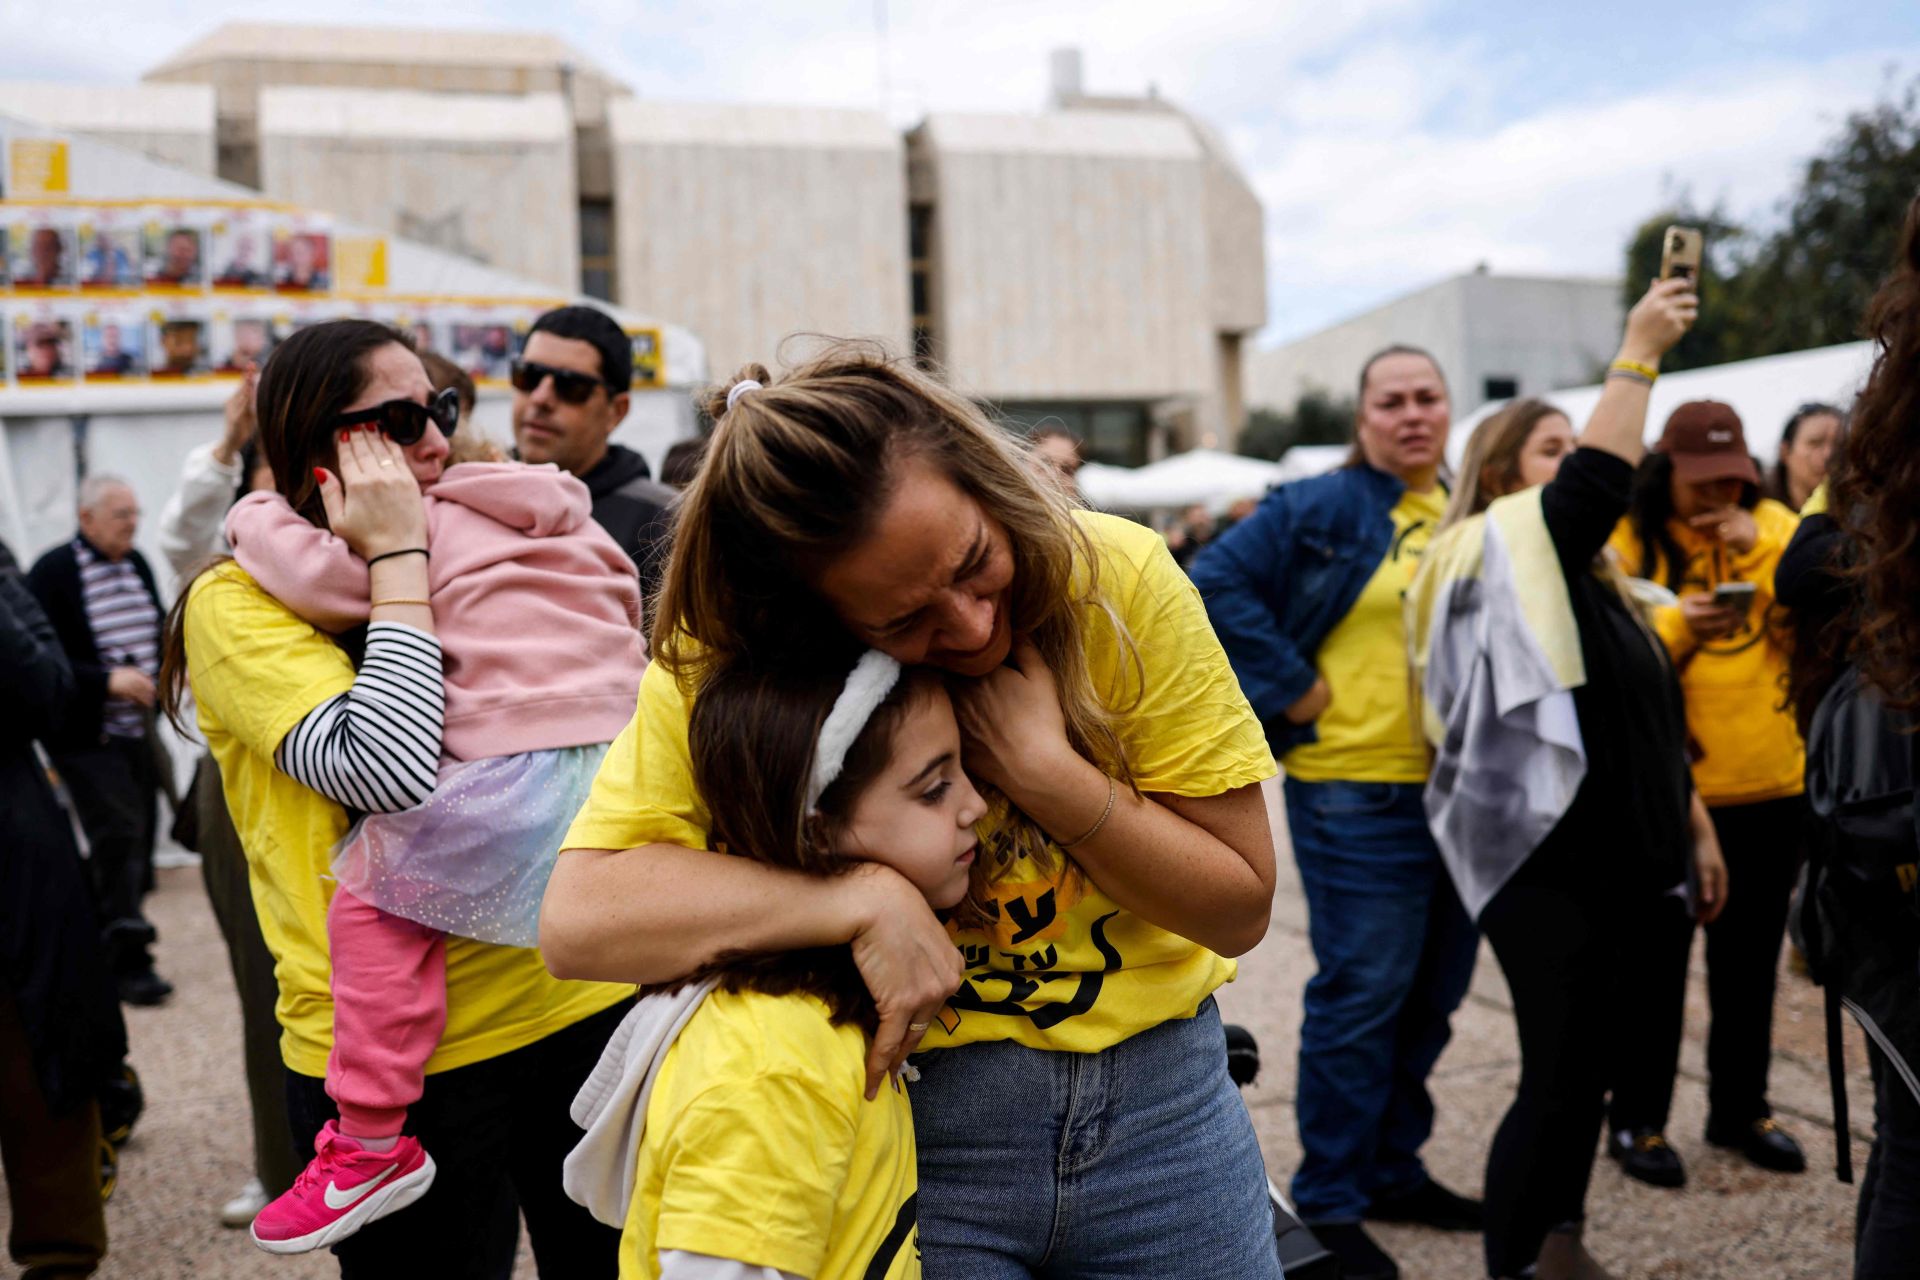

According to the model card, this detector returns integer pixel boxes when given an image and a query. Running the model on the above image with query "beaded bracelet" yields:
[1061,776,1118,848]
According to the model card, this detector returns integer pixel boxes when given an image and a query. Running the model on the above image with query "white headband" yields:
[807,650,903,812]
[725,379,762,413]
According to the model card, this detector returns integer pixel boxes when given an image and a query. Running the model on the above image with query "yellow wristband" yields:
[371,598,432,609]
[1610,358,1660,382]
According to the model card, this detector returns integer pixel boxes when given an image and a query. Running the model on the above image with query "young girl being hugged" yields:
[225,417,646,1252]
[566,653,985,1280]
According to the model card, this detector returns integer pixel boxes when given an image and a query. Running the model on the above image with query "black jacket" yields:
[0,556,127,1112]
[580,444,677,625]
[26,537,164,751]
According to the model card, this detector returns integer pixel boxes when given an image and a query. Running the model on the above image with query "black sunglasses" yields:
[333,387,462,446]
[510,358,612,405]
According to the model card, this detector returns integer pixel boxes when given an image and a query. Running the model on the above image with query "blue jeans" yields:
[910,998,1281,1278]
[1284,777,1479,1222]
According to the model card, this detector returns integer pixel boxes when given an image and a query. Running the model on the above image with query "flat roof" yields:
[609,100,900,152]
[258,87,571,143]
[148,21,622,84]
[918,109,1200,160]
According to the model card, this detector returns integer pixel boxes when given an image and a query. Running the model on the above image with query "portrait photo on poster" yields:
[8,212,78,292]
[144,213,208,290]
[273,221,331,294]
[213,309,274,375]
[148,303,211,379]
[83,304,148,381]
[212,208,273,291]
[13,306,77,383]
[80,209,143,292]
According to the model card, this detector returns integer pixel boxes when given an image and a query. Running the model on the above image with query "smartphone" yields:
[1661,226,1704,283]
[1714,581,1758,611]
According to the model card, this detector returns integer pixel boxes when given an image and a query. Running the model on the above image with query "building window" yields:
[996,402,1150,467]
[909,203,936,370]
[580,199,616,302]
[1483,375,1519,402]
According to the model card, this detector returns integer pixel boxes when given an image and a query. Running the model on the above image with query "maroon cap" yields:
[1655,400,1760,485]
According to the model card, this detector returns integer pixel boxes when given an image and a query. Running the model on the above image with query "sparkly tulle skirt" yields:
[330,744,608,949]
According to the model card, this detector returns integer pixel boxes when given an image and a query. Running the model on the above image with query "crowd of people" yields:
[3,204,1919,1280]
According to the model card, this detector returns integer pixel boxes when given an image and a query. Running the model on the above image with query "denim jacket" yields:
[1190,463,1405,755]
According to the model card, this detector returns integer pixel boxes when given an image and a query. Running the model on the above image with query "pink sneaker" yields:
[250,1121,436,1254]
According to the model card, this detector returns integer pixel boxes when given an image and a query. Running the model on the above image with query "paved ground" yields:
[4,782,1870,1278]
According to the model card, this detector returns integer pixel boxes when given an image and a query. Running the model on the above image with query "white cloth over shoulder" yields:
[1417,500,1587,919]
[564,978,719,1230]
[658,1250,802,1280]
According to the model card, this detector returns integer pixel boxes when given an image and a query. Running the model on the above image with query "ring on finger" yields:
[907,1021,931,1033]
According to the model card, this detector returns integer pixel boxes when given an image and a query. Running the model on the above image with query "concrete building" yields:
[0,82,216,176]
[257,88,580,292]
[609,102,910,380]
[2,24,1265,461]
[1249,269,1624,418]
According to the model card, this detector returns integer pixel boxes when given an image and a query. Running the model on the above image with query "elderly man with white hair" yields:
[27,474,172,1006]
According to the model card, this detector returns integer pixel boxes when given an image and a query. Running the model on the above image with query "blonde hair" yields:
[656,343,1138,893]
[1440,398,1567,531]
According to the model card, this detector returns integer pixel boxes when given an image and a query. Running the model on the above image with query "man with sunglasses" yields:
[510,307,674,607]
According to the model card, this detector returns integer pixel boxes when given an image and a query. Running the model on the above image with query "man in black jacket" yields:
[1,540,128,1277]
[27,476,172,1006]
[509,305,675,613]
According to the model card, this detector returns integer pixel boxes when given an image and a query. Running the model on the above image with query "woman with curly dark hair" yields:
[1794,194,1920,1279]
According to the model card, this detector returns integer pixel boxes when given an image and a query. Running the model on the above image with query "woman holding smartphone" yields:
[1603,403,1808,1187]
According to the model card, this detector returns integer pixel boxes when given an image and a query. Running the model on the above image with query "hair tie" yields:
[807,650,902,812]
[725,379,763,413]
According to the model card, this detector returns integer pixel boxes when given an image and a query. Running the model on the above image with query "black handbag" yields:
[1798,662,1920,1182]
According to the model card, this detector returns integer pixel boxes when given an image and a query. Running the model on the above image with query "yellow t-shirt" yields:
[621,988,918,1280]
[1284,487,1446,783]
[185,562,629,1078]
[563,511,1276,1054]
[1802,482,1828,516]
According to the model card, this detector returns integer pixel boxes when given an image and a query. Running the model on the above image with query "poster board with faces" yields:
[11,303,78,384]
[211,206,275,293]
[82,303,148,382]
[146,298,212,380]
[7,206,77,293]
[448,306,532,387]
[79,206,142,293]
[273,213,332,295]
[143,205,211,293]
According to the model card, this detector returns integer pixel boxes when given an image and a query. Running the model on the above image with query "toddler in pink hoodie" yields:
[224,460,646,1252]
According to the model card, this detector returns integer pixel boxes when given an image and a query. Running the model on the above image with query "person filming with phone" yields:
[1603,400,1810,1186]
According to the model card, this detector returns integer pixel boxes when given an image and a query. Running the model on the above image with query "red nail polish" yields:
[313,467,326,483]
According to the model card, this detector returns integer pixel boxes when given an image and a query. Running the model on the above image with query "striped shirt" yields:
[275,622,445,814]
[75,537,160,740]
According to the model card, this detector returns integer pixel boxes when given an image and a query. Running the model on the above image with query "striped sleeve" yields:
[274,622,444,813]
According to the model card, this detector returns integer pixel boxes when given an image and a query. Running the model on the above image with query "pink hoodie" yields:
[226,462,645,763]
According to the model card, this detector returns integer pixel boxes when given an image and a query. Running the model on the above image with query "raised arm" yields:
[1577,277,1698,466]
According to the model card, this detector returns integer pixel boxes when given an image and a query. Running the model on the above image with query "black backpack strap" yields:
[1826,980,1852,1184]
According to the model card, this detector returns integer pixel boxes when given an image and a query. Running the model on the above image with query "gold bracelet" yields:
[1060,776,1118,848]
[1609,358,1660,382]
[371,598,432,609]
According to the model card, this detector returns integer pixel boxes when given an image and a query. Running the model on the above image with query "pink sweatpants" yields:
[324,888,448,1140]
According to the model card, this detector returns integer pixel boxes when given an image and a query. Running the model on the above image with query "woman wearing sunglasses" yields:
[158,320,641,1276]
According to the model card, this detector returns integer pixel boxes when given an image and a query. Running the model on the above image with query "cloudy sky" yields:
[7,0,1918,345]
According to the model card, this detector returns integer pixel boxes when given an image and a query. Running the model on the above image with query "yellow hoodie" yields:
[1606,500,1804,806]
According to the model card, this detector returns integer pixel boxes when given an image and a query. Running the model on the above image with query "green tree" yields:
[1238,389,1355,460]
[1622,75,1920,368]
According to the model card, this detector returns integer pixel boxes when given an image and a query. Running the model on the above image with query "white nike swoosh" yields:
[323,1165,398,1212]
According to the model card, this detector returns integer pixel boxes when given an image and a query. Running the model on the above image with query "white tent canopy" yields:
[1079,448,1286,513]
[1452,341,1874,468]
